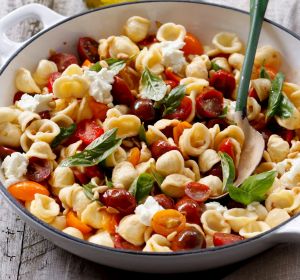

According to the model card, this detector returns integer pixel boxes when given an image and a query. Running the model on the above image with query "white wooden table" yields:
[1,1,300,279]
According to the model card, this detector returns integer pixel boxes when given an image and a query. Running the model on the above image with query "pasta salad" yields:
[1,15,300,252]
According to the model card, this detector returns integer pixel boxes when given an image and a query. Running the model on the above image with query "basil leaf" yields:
[60,128,122,167]
[51,123,77,148]
[140,68,167,101]
[129,173,154,203]
[150,162,164,187]
[219,152,235,192]
[105,176,113,188]
[89,62,102,72]
[228,170,276,205]
[266,72,285,119]
[277,94,294,119]
[218,106,228,119]
[106,58,126,73]
[211,61,223,71]
[82,183,97,201]
[259,65,271,80]
[138,123,148,144]
[162,85,186,116]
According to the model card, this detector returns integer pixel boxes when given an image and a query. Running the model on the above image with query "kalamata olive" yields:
[195,87,224,118]
[49,53,79,72]
[111,76,135,106]
[210,70,236,98]
[185,182,211,203]
[175,197,203,224]
[13,91,25,103]
[154,194,175,209]
[26,157,52,182]
[131,98,156,122]
[100,189,137,215]
[38,110,51,119]
[77,37,99,63]
[47,72,61,93]
[0,146,17,160]
[164,96,192,121]
[150,140,180,160]
[171,226,206,251]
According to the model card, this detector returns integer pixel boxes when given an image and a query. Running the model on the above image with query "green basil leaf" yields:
[162,85,186,116]
[82,183,97,201]
[228,170,276,205]
[51,123,77,148]
[129,173,154,203]
[266,72,285,119]
[60,128,122,167]
[106,58,126,73]
[105,176,113,188]
[211,61,223,71]
[140,68,167,101]
[259,65,271,80]
[150,162,164,187]
[218,106,228,119]
[277,94,294,119]
[138,123,148,145]
[219,152,235,192]
[89,62,102,72]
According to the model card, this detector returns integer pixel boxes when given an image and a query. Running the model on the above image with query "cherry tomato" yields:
[114,234,143,251]
[100,189,136,215]
[218,138,235,162]
[49,53,79,72]
[47,72,61,93]
[151,209,186,237]
[138,35,159,47]
[182,32,204,56]
[8,181,49,201]
[165,68,181,84]
[173,121,192,145]
[154,194,175,209]
[248,87,259,101]
[75,119,104,145]
[250,113,267,132]
[185,182,211,203]
[72,168,89,185]
[13,91,25,103]
[150,140,180,160]
[213,233,244,247]
[66,211,92,234]
[280,129,295,145]
[85,165,104,179]
[176,197,203,224]
[77,37,99,63]
[165,80,178,89]
[210,70,236,98]
[26,157,52,182]
[196,88,224,118]
[171,226,206,251]
[131,98,156,122]
[0,146,16,160]
[164,96,192,121]
[88,97,109,121]
[38,110,51,119]
[111,76,135,106]
[161,125,174,138]
[205,163,223,180]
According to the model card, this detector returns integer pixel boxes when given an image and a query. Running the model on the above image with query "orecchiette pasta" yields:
[199,175,223,197]
[49,167,75,196]
[18,111,41,131]
[186,56,208,80]
[264,208,290,228]
[254,45,282,71]
[156,150,184,176]
[156,22,186,42]
[15,67,41,93]
[179,77,209,95]
[105,146,127,167]
[267,135,290,163]
[112,161,138,189]
[143,234,172,252]
[228,53,244,70]
[26,141,56,160]
[88,230,114,247]
[239,221,271,238]
[198,149,220,173]
[62,227,84,239]
[33,59,58,87]
[251,78,271,101]
[201,210,231,236]
[160,174,192,198]
[123,16,151,43]
[0,122,22,147]
[212,32,243,54]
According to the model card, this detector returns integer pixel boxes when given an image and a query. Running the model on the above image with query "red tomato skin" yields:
[75,119,104,145]
[182,33,204,56]
[165,80,178,89]
[89,98,109,122]
[49,53,78,72]
[13,91,25,103]
[150,140,180,160]
[85,166,104,179]
[164,96,192,121]
[175,197,203,224]
[184,182,211,203]
[248,87,259,101]
[47,72,61,93]
[77,37,99,63]
[114,234,143,251]
[165,68,181,84]
[210,70,236,98]
[280,129,295,145]
[111,76,135,106]
[138,35,159,47]
[0,146,17,160]
[213,233,244,247]
[218,138,235,162]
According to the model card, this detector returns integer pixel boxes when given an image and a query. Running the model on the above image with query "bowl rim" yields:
[1,0,299,256]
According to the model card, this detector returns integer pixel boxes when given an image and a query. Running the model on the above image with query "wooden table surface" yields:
[1,0,300,279]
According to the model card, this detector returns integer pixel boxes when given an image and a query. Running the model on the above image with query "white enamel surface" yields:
[1,1,300,273]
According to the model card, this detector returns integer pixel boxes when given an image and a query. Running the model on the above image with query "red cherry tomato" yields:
[49,53,79,72]
[165,68,181,84]
[38,110,51,119]
[138,35,159,47]
[26,157,52,182]
[131,98,156,122]
[176,197,203,224]
[150,140,180,160]
[218,138,235,162]
[205,163,223,180]
[185,182,211,203]
[250,113,267,132]
[164,96,192,121]
[154,194,175,209]
[182,32,204,56]
[88,98,109,121]
[75,119,104,145]
[100,189,137,215]
[213,233,244,247]
[165,80,178,89]
[248,87,259,101]
[210,70,236,98]
[196,88,224,118]
[77,37,99,63]
[85,166,104,179]
[114,234,142,251]
[47,72,61,93]
[72,168,89,185]
[13,91,25,103]
[0,146,17,160]
[111,76,135,106]
[280,129,295,145]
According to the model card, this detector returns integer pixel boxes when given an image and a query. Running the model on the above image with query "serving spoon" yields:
[214,0,268,198]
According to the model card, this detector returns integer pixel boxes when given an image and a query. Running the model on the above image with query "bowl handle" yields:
[0,3,65,65]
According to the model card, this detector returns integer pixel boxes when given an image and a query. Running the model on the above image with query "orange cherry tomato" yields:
[100,210,120,234]
[127,147,140,166]
[88,97,109,121]
[218,138,235,162]
[151,209,186,237]
[264,65,277,80]
[8,181,50,201]
[82,59,92,68]
[66,211,92,234]
[173,121,192,145]
[165,68,181,84]
[182,32,204,56]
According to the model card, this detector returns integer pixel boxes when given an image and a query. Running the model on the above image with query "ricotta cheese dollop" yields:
[16,93,53,113]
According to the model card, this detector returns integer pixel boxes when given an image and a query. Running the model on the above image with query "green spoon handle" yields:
[235,0,269,113]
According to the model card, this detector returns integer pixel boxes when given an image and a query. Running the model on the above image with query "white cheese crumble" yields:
[135,196,163,226]
[224,98,236,123]
[84,68,118,104]
[1,152,28,187]
[159,41,187,74]
[16,93,53,113]
[205,202,227,213]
